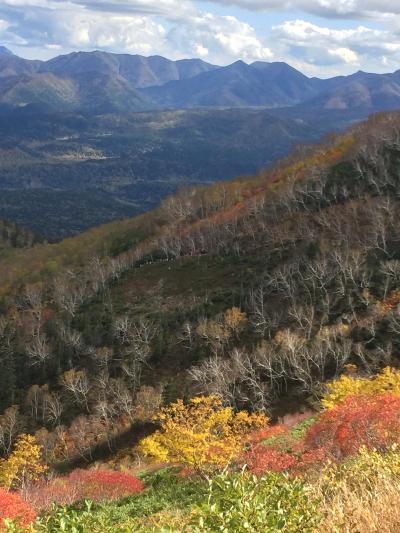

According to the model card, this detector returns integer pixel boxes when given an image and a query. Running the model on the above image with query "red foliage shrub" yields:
[305,393,400,459]
[246,424,288,446]
[294,447,330,474]
[242,395,400,476]
[242,421,333,476]
[244,445,297,475]
[0,488,36,529]
[68,469,144,501]
[24,469,144,511]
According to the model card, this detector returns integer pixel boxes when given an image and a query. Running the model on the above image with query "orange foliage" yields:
[380,290,400,314]
[0,488,36,529]
[306,394,400,459]
[25,469,144,511]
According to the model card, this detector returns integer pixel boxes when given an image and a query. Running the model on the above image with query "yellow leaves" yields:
[318,445,400,496]
[322,367,400,409]
[0,434,47,490]
[138,396,267,474]
[196,307,247,355]
[223,307,247,334]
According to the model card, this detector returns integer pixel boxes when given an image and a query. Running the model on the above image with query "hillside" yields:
[2,48,400,115]
[0,113,400,533]
[3,49,400,242]
[0,219,39,251]
[2,111,400,531]
[0,110,399,410]
[142,60,319,108]
[0,106,330,240]
[0,49,216,112]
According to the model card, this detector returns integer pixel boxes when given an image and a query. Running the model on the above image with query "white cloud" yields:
[270,19,400,75]
[0,0,399,76]
[329,47,358,64]
[204,0,400,19]
[167,12,273,63]
[0,0,274,64]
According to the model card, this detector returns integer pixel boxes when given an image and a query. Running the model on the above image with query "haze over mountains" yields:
[1,45,400,241]
[1,46,400,114]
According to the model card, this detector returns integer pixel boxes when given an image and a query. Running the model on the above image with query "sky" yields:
[1,0,400,77]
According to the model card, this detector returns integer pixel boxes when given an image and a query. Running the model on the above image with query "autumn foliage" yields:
[306,393,400,458]
[0,488,36,529]
[25,469,144,511]
[139,396,267,474]
[242,422,328,476]
[322,367,400,409]
[0,434,47,491]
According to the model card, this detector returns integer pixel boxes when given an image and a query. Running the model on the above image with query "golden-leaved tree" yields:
[322,367,400,409]
[139,396,267,474]
[0,434,47,490]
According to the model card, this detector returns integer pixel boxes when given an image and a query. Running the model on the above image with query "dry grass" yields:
[311,466,400,532]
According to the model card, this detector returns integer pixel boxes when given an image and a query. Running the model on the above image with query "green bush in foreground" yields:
[4,468,320,532]
[190,470,321,533]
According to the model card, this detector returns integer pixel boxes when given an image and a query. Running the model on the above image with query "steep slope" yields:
[1,49,400,115]
[0,46,13,56]
[0,71,151,113]
[41,51,217,88]
[0,51,40,78]
[142,60,319,108]
[2,111,400,473]
[251,60,320,101]
[0,218,39,250]
[0,50,217,112]
[302,70,400,112]
[0,72,78,109]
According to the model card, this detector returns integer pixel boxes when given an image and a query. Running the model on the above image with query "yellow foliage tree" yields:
[0,434,47,490]
[139,396,267,474]
[322,367,400,409]
[224,307,247,335]
[196,307,247,355]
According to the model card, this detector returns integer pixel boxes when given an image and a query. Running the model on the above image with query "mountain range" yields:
[2,46,400,114]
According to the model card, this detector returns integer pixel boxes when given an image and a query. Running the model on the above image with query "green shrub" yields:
[33,502,116,533]
[290,418,316,440]
[190,470,320,533]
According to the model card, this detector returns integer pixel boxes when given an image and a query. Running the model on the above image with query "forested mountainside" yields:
[2,47,400,114]
[0,219,39,250]
[4,48,400,241]
[0,110,400,462]
[0,106,331,240]
[2,111,400,531]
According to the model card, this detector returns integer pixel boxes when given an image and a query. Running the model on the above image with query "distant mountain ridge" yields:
[143,60,320,108]
[1,47,400,114]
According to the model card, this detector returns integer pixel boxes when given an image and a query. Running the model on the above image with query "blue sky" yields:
[0,0,399,77]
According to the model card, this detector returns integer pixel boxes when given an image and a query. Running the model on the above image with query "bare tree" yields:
[60,369,91,412]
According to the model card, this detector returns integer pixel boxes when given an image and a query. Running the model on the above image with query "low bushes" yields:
[25,469,144,511]
[190,470,321,532]
[306,393,400,458]
[0,488,36,530]
[322,367,400,409]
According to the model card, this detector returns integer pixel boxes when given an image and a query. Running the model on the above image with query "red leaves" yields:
[305,394,400,459]
[24,469,144,511]
[68,469,144,501]
[244,446,297,475]
[242,394,400,477]
[0,488,36,528]
[246,425,288,446]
